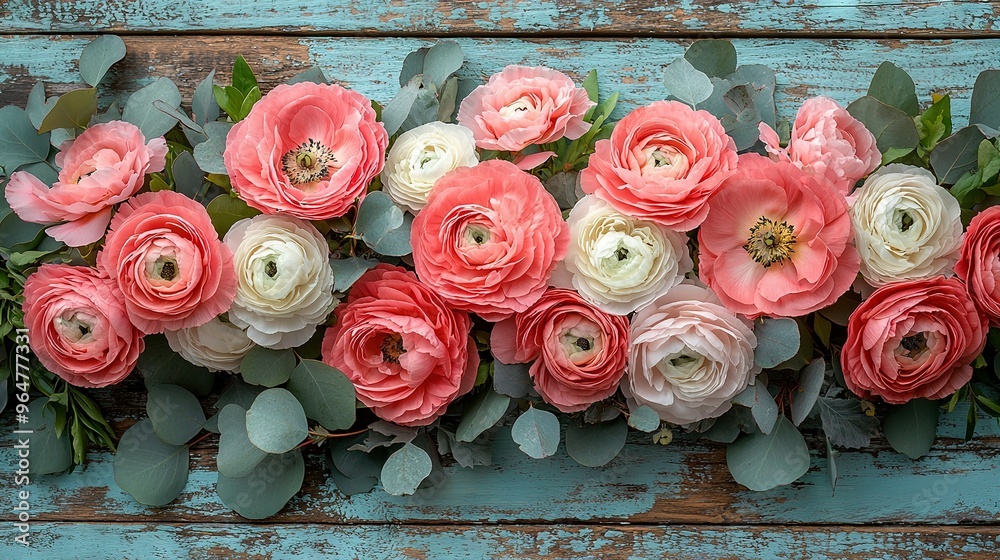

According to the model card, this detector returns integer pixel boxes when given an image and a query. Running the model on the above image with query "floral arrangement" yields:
[4,36,1000,516]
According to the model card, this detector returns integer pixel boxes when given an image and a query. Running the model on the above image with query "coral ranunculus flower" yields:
[956,205,1000,326]
[411,159,569,321]
[224,82,388,220]
[698,154,859,318]
[580,100,738,231]
[841,276,986,404]
[322,265,479,427]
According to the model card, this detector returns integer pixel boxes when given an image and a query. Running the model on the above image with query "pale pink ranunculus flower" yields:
[758,96,880,195]
[411,160,569,322]
[99,190,237,334]
[5,121,167,247]
[491,288,630,413]
[458,65,594,152]
[580,100,738,232]
[842,276,986,405]
[224,82,388,220]
[321,265,479,427]
[698,154,859,318]
[22,264,144,388]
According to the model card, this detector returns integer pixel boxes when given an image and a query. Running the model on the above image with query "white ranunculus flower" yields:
[223,215,336,349]
[381,121,479,213]
[552,196,693,315]
[624,283,758,426]
[164,316,254,372]
[849,164,963,286]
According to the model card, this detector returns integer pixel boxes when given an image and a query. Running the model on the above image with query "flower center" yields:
[895,209,915,233]
[657,349,706,382]
[57,313,94,343]
[281,138,337,185]
[154,256,179,281]
[380,333,406,365]
[265,260,278,278]
[615,247,629,261]
[900,332,928,360]
[743,216,797,268]
[499,99,534,118]
[464,224,491,245]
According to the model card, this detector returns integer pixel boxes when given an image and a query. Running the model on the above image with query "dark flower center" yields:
[900,332,928,359]
[281,138,337,185]
[576,337,592,351]
[743,216,797,268]
[380,333,406,365]
[265,260,278,278]
[154,257,179,281]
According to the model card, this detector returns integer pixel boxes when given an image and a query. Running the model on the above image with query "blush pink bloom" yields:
[698,154,860,318]
[224,82,388,220]
[5,121,167,247]
[580,100,738,231]
[321,265,479,427]
[411,160,569,321]
[99,190,237,334]
[841,276,986,404]
[22,264,143,388]
[956,206,1000,326]
[758,96,880,195]
[491,288,630,413]
[458,65,594,152]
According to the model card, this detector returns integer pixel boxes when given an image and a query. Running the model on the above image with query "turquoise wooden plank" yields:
[3,523,999,559]
[1,0,996,36]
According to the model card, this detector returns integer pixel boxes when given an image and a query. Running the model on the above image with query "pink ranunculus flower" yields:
[321,265,479,427]
[22,264,144,388]
[411,159,569,321]
[758,96,880,195]
[698,153,860,318]
[458,65,594,152]
[224,82,388,220]
[491,288,630,413]
[841,277,986,404]
[99,190,237,334]
[5,121,167,247]
[580,100,738,232]
[956,206,1000,326]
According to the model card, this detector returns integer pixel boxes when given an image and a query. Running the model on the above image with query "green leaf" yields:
[867,62,918,116]
[327,435,388,495]
[628,405,661,432]
[751,385,779,435]
[422,40,464,90]
[663,57,713,107]
[356,191,413,257]
[684,39,737,78]
[236,86,262,121]
[930,126,988,184]
[883,398,939,459]
[918,94,952,153]
[380,442,433,496]
[566,417,628,467]
[825,435,838,495]
[231,55,259,97]
[330,257,378,293]
[400,89,439,133]
[25,81,56,130]
[26,398,73,475]
[206,193,261,238]
[171,151,204,199]
[817,396,878,448]
[146,384,206,446]
[215,377,266,410]
[193,121,234,174]
[216,404,267,478]
[582,69,599,104]
[881,147,915,166]
[192,70,219,126]
[79,35,126,87]
[382,75,422,136]
[702,409,741,443]
[286,359,357,431]
[38,88,98,133]
[0,105,51,174]
[511,407,560,459]
[241,347,296,387]
[791,358,825,426]
[288,66,329,85]
[726,416,810,491]
[753,317,801,369]
[245,388,309,454]
[437,76,460,122]
[456,387,510,443]
[399,47,429,86]
[970,70,1000,130]
[123,77,182,139]
[138,334,215,397]
[846,95,919,153]
[493,360,534,399]
[217,450,304,519]
[114,419,189,506]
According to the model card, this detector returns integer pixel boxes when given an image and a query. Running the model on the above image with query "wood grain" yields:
[1,0,998,37]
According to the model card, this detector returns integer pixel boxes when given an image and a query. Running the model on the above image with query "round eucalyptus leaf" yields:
[216,404,268,478]
[114,419,189,506]
[380,442,432,496]
[241,347,296,388]
[511,407,560,460]
[883,398,939,460]
[245,388,309,454]
[79,35,126,87]
[139,334,215,397]
[455,387,510,443]
[566,417,627,467]
[286,359,356,431]
[146,384,206,445]
[753,318,801,369]
[217,450,304,519]
[791,358,826,426]
[627,405,661,433]
[726,416,810,491]
[25,398,72,475]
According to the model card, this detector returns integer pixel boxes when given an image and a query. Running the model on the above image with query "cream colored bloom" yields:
[381,122,478,213]
[223,215,336,349]
[165,316,254,372]
[849,164,962,286]
[553,196,692,315]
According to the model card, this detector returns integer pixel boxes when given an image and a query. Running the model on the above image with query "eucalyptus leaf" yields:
[511,407,560,459]
[25,82,56,130]
[38,88,98,134]
[241,347,296,388]
[245,388,309,454]
[288,66,329,85]
[330,257,379,293]
[138,334,215,397]
[114,419,189,506]
[492,360,534,399]
[146,384,206,446]
[751,386,779,435]
[883,398,939,459]
[356,191,412,256]
[753,317,801,369]
[684,39,738,78]
[970,70,1000,130]
[286,359,357,431]
[826,435,838,494]
[382,76,422,136]
[217,449,304,519]
[846,95,919,153]
[628,405,661,433]
[171,151,204,199]
[423,40,464,90]
[0,105,51,174]
[26,398,73,475]
[214,378,266,410]
[216,404,268,478]
[702,409,741,443]
[663,57,713,107]
[791,358,826,426]
[726,416,810,491]
[566,417,628,467]
[79,35,126,87]
[456,387,510,443]
[380,442,432,496]
[400,89,440,133]
[123,77,182,139]
[867,61,918,116]
[930,126,987,184]
[192,70,220,126]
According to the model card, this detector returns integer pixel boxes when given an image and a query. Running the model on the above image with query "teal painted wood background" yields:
[1,2,1000,558]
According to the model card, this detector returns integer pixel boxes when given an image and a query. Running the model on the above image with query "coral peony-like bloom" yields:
[458,65,594,152]
[759,96,880,195]
[841,277,986,404]
[698,154,859,318]
[99,190,236,334]
[624,283,758,425]
[322,265,479,426]
[22,264,144,388]
[956,206,1000,326]
[580,100,738,231]
[5,121,167,247]
[224,214,336,349]
[165,316,254,373]
[849,165,962,286]
[411,159,569,321]
[491,288,630,413]
[551,195,692,315]
[224,82,387,220]
[381,121,479,213]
